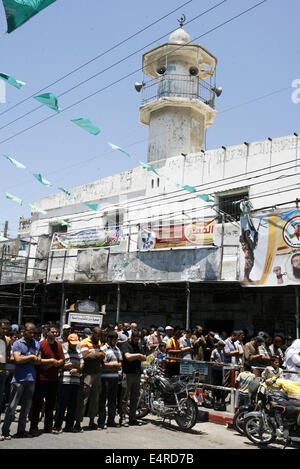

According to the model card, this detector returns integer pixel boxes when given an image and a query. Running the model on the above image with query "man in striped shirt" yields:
[53,334,84,433]
[98,331,122,429]
[74,327,104,432]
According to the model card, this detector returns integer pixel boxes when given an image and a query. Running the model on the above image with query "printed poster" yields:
[139,219,215,250]
[239,209,300,286]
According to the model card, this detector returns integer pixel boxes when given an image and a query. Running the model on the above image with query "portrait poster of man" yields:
[239,209,300,286]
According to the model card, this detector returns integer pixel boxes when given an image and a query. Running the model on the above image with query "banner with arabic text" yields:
[139,219,215,250]
[50,227,122,251]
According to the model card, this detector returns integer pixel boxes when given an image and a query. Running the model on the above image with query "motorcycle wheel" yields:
[233,408,248,435]
[174,397,198,431]
[136,388,150,419]
[244,415,276,446]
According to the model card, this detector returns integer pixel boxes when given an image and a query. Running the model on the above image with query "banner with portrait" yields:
[239,209,300,286]
[138,219,215,250]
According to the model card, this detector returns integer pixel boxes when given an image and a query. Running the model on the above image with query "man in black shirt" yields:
[121,330,146,426]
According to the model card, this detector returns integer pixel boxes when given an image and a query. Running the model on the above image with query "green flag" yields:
[55,218,70,228]
[0,73,25,89]
[84,203,100,211]
[2,0,57,34]
[108,142,131,158]
[176,183,197,193]
[71,118,101,136]
[139,161,160,176]
[196,194,214,203]
[6,192,22,205]
[34,92,61,112]
[30,204,47,214]
[33,173,52,186]
[3,154,26,169]
[58,187,76,200]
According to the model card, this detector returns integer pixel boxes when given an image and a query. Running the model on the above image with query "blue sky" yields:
[0,0,299,236]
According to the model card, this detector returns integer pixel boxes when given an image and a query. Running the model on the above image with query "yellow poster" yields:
[239,209,300,286]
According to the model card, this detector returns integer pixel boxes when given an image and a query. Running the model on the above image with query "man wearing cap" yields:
[163,326,174,344]
[29,325,64,436]
[57,324,72,346]
[53,333,84,433]
[74,327,105,432]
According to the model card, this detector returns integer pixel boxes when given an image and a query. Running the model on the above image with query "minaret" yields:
[136,21,220,163]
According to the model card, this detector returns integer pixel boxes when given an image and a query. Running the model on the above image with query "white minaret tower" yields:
[136,19,221,163]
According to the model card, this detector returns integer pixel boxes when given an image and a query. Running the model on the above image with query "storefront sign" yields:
[68,313,103,336]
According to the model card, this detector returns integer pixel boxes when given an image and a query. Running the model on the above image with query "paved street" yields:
[0,414,289,450]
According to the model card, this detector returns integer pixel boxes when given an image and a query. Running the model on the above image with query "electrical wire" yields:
[0,0,267,147]
[8,142,300,236]
[37,157,300,224]
[0,0,272,210]
[0,1,227,132]
[0,0,195,119]
[31,167,300,230]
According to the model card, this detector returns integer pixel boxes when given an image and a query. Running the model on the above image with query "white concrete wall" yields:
[27,134,300,282]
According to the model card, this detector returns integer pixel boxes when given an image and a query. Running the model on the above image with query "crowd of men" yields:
[0,318,298,440]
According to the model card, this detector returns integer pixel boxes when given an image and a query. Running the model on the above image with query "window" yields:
[51,224,68,235]
[217,190,249,222]
[104,210,123,229]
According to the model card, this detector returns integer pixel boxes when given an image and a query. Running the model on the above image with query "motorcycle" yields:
[138,360,198,431]
[233,378,261,435]
[243,380,300,447]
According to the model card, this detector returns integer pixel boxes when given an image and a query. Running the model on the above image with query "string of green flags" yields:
[0,43,214,224]
[1,152,101,221]
[139,161,215,202]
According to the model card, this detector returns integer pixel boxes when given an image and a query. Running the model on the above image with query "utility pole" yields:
[116,284,121,323]
[186,282,191,330]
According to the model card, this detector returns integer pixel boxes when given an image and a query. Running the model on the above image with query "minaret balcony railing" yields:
[141,74,215,108]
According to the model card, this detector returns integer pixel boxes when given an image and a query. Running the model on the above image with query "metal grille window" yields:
[218,191,249,222]
[51,224,68,235]
[105,210,123,229]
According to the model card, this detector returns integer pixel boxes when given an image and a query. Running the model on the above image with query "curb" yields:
[197,409,234,427]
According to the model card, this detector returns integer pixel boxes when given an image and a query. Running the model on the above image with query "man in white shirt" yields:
[98,331,122,428]
[234,330,245,366]
[127,322,138,340]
